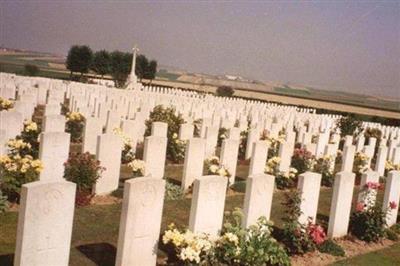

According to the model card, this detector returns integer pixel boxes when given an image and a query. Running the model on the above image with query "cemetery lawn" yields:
[333,242,400,265]
[2,185,399,265]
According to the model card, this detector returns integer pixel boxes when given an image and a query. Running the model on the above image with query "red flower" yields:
[356,202,365,212]
[389,201,397,210]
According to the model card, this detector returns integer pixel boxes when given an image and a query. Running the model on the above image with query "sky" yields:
[1,1,399,99]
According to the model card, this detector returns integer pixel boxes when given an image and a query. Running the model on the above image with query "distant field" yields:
[0,51,399,117]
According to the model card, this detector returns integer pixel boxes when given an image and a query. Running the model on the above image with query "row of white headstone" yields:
[1,73,400,265]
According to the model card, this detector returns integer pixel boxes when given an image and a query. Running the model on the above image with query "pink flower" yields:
[389,201,397,210]
[308,223,326,245]
[365,182,380,190]
[356,202,365,212]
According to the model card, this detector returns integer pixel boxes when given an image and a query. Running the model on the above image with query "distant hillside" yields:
[0,48,399,113]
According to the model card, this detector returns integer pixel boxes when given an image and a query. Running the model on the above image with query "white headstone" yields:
[383,171,400,227]
[327,171,355,238]
[340,145,356,172]
[182,138,206,190]
[297,172,322,224]
[115,177,165,266]
[93,134,123,194]
[82,117,103,154]
[42,115,66,133]
[248,141,269,176]
[189,175,227,235]
[143,136,167,178]
[242,173,275,227]
[38,132,70,181]
[14,180,76,266]
[220,139,240,184]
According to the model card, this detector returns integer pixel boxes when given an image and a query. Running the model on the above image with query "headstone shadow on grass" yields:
[76,242,116,266]
[0,254,13,266]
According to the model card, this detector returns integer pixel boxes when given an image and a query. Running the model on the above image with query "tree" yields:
[135,54,157,81]
[91,50,111,78]
[216,86,234,97]
[109,51,131,88]
[337,115,363,137]
[24,64,39,76]
[145,60,157,80]
[135,54,148,81]
[66,45,93,79]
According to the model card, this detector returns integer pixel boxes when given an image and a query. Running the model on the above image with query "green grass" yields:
[0,176,340,266]
[1,163,399,265]
[332,242,400,266]
[156,70,180,81]
[274,85,311,96]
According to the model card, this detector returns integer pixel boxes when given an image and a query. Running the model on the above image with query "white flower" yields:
[209,165,219,174]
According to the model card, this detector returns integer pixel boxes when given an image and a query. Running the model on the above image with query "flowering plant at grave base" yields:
[291,148,316,175]
[0,154,43,202]
[162,209,291,266]
[364,127,382,141]
[64,152,105,206]
[260,130,286,159]
[217,127,228,147]
[162,223,215,265]
[193,118,203,138]
[314,155,335,187]
[127,159,145,177]
[238,128,249,160]
[205,156,231,179]
[16,120,40,158]
[170,132,186,163]
[349,181,394,242]
[66,111,85,143]
[144,105,186,163]
[264,157,298,189]
[165,181,184,201]
[6,139,32,157]
[354,152,370,175]
[213,209,290,266]
[385,160,400,172]
[281,191,326,255]
[113,127,136,164]
[0,97,14,111]
[264,156,281,175]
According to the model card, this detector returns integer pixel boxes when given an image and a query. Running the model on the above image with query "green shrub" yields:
[64,152,104,193]
[214,209,290,266]
[318,239,345,257]
[193,118,202,137]
[336,115,363,137]
[385,228,398,241]
[238,129,248,160]
[230,180,246,193]
[216,86,234,97]
[364,127,382,140]
[165,181,184,201]
[24,64,39,76]
[145,105,186,163]
[0,190,9,213]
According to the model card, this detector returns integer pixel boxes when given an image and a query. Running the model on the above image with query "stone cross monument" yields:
[127,45,140,90]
